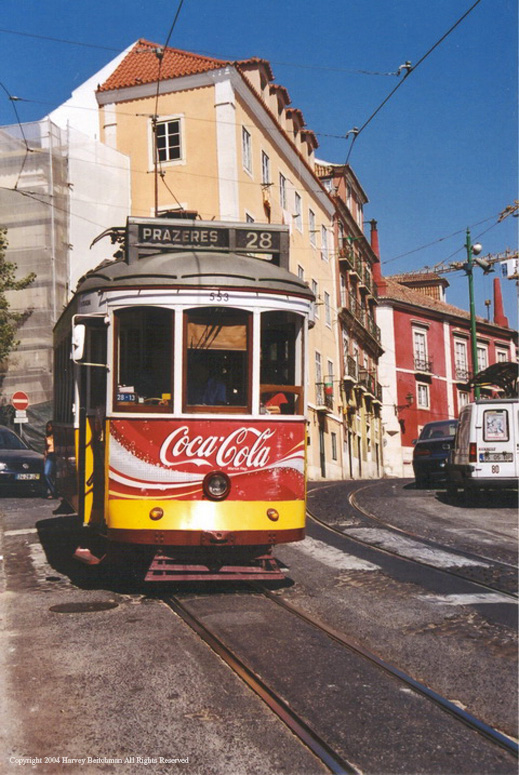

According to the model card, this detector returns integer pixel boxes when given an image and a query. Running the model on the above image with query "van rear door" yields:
[476,404,517,481]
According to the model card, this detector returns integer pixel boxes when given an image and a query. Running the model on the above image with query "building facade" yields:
[375,271,518,477]
[316,164,384,478]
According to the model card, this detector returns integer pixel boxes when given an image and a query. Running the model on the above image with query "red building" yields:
[374,250,517,477]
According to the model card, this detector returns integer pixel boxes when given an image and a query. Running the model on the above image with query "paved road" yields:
[1,482,517,774]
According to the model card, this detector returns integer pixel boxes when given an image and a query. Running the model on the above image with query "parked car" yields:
[0,425,45,495]
[448,398,518,497]
[412,419,458,487]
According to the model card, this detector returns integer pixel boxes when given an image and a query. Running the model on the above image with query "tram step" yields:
[144,553,285,582]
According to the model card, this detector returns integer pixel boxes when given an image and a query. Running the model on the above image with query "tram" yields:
[53,217,314,581]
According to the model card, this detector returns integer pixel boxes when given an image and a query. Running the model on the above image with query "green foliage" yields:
[0,228,36,364]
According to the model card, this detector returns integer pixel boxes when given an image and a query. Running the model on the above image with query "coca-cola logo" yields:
[159,426,276,470]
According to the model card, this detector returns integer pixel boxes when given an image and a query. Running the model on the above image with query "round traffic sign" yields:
[12,391,29,410]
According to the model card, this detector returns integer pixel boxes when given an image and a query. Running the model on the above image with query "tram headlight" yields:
[203,471,231,501]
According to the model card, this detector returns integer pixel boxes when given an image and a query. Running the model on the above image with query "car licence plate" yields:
[16,473,40,480]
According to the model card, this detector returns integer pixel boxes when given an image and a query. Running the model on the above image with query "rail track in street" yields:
[162,588,518,775]
[307,482,518,598]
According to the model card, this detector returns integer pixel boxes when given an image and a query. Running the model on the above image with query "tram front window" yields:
[185,307,250,412]
[115,307,173,411]
[260,311,304,415]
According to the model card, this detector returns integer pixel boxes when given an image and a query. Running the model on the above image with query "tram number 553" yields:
[209,291,229,303]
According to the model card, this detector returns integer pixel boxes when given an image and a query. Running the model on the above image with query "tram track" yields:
[307,481,518,599]
[162,589,518,774]
[161,593,358,775]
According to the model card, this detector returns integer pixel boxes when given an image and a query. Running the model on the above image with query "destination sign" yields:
[138,224,228,249]
[127,218,289,267]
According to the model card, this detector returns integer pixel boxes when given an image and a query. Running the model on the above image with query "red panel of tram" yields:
[109,419,305,501]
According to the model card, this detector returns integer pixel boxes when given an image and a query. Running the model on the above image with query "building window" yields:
[242,127,252,173]
[297,265,304,281]
[496,348,509,362]
[413,328,430,372]
[331,432,338,461]
[309,209,316,246]
[346,184,352,209]
[454,339,469,381]
[477,344,488,372]
[324,291,331,327]
[315,351,322,383]
[321,225,329,261]
[312,280,319,317]
[279,173,287,210]
[155,118,182,163]
[458,390,469,408]
[294,192,302,231]
[338,221,345,250]
[417,383,430,409]
[261,151,270,185]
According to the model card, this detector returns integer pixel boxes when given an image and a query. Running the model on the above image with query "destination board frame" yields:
[127,217,290,268]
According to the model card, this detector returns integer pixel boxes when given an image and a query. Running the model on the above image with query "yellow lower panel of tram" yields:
[106,498,305,533]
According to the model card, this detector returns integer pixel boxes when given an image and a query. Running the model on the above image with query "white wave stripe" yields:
[109,435,305,490]
[110,436,204,485]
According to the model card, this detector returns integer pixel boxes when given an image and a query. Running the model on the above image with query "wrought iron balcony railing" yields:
[414,356,433,373]
[455,365,470,382]
[315,382,334,410]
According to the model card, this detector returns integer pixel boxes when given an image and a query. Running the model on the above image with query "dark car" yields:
[412,419,458,487]
[0,425,45,495]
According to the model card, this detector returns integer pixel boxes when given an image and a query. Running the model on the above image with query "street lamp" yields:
[464,229,492,400]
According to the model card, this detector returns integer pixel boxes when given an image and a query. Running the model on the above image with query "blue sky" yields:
[1,0,517,325]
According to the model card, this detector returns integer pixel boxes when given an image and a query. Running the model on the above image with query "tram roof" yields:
[75,250,315,299]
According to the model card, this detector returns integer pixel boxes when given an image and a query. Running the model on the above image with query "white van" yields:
[448,398,518,495]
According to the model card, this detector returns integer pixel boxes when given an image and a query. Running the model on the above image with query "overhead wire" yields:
[151,0,187,214]
[0,26,407,78]
[344,0,484,164]
[0,80,33,188]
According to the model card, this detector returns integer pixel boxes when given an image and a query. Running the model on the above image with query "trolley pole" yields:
[465,228,480,400]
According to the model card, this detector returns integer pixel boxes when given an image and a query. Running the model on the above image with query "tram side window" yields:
[54,334,73,423]
[185,307,250,412]
[115,308,173,411]
[260,311,304,415]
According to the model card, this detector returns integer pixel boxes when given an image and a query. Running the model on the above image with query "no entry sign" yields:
[12,391,29,411]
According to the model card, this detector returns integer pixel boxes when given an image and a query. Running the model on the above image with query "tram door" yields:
[75,321,107,526]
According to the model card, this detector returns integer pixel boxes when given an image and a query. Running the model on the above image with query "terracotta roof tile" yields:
[380,277,491,325]
[98,39,229,92]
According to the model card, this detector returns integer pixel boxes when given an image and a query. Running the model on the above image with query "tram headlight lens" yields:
[149,507,164,521]
[267,508,279,521]
[203,471,231,501]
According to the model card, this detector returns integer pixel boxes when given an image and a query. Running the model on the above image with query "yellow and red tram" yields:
[53,217,314,581]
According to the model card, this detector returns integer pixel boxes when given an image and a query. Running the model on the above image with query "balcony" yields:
[339,289,382,349]
[343,355,358,384]
[455,365,470,382]
[359,369,376,395]
[315,382,334,412]
[414,356,433,374]
[338,246,355,272]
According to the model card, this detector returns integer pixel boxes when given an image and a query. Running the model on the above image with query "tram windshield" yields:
[115,307,173,411]
[185,307,250,412]
[260,311,304,415]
